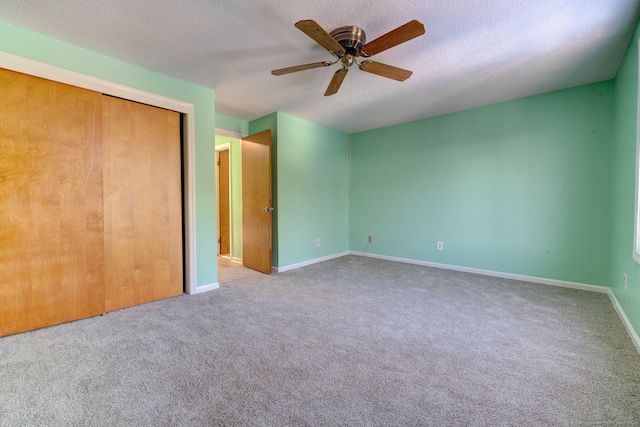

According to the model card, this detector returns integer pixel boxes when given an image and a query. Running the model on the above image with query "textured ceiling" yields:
[1,0,639,133]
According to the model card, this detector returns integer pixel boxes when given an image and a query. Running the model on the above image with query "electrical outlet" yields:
[437,241,444,251]
[316,238,320,247]
[624,273,627,289]
[368,235,372,243]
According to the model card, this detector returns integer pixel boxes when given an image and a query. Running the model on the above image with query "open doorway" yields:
[215,130,273,282]
[215,137,247,285]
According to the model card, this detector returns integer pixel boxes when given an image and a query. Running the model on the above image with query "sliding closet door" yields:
[102,96,183,312]
[0,68,104,336]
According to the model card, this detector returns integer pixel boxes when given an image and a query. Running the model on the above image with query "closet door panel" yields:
[102,96,183,312]
[0,68,104,336]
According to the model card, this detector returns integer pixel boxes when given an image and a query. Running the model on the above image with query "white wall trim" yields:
[350,251,640,354]
[634,38,640,265]
[607,289,640,354]
[190,283,220,295]
[349,251,609,293]
[0,51,198,295]
[275,251,350,273]
[215,128,246,139]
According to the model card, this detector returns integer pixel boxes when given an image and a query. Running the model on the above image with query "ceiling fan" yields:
[272,19,425,96]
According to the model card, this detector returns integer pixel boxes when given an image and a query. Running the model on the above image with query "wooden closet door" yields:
[0,68,104,336]
[102,96,183,312]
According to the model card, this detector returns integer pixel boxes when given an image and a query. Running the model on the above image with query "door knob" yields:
[262,207,275,212]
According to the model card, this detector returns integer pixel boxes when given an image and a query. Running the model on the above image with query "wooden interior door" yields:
[102,96,183,312]
[218,150,230,255]
[242,130,273,274]
[0,68,105,336]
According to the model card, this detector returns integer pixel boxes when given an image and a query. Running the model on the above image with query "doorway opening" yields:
[215,138,250,285]
[215,130,273,280]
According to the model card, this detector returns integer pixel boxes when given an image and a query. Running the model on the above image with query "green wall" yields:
[5,16,640,338]
[250,112,350,268]
[216,113,249,136]
[0,20,218,287]
[275,113,350,267]
[610,22,640,332]
[350,82,614,286]
[215,135,243,260]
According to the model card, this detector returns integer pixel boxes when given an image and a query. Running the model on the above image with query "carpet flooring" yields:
[1,255,639,426]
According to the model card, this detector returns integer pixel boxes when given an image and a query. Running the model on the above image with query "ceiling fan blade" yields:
[360,20,425,57]
[295,20,345,55]
[359,61,412,81]
[272,61,334,76]
[324,68,348,96]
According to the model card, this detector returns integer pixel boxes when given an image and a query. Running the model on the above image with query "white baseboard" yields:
[275,251,350,273]
[195,250,640,354]
[349,251,609,293]
[350,251,640,354]
[606,289,640,354]
[187,282,219,295]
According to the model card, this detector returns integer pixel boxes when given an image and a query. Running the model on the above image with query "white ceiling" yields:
[1,0,639,133]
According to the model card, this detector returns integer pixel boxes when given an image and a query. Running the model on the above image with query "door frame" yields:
[0,52,201,294]
[215,143,233,258]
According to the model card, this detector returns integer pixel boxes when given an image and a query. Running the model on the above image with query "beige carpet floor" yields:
[1,255,639,426]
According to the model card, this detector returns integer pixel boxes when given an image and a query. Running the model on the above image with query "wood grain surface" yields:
[242,130,272,274]
[102,96,183,312]
[0,68,104,336]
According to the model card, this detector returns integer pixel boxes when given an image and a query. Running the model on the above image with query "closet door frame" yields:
[0,52,203,295]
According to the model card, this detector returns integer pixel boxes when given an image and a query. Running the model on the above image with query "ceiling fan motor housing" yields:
[330,25,366,56]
